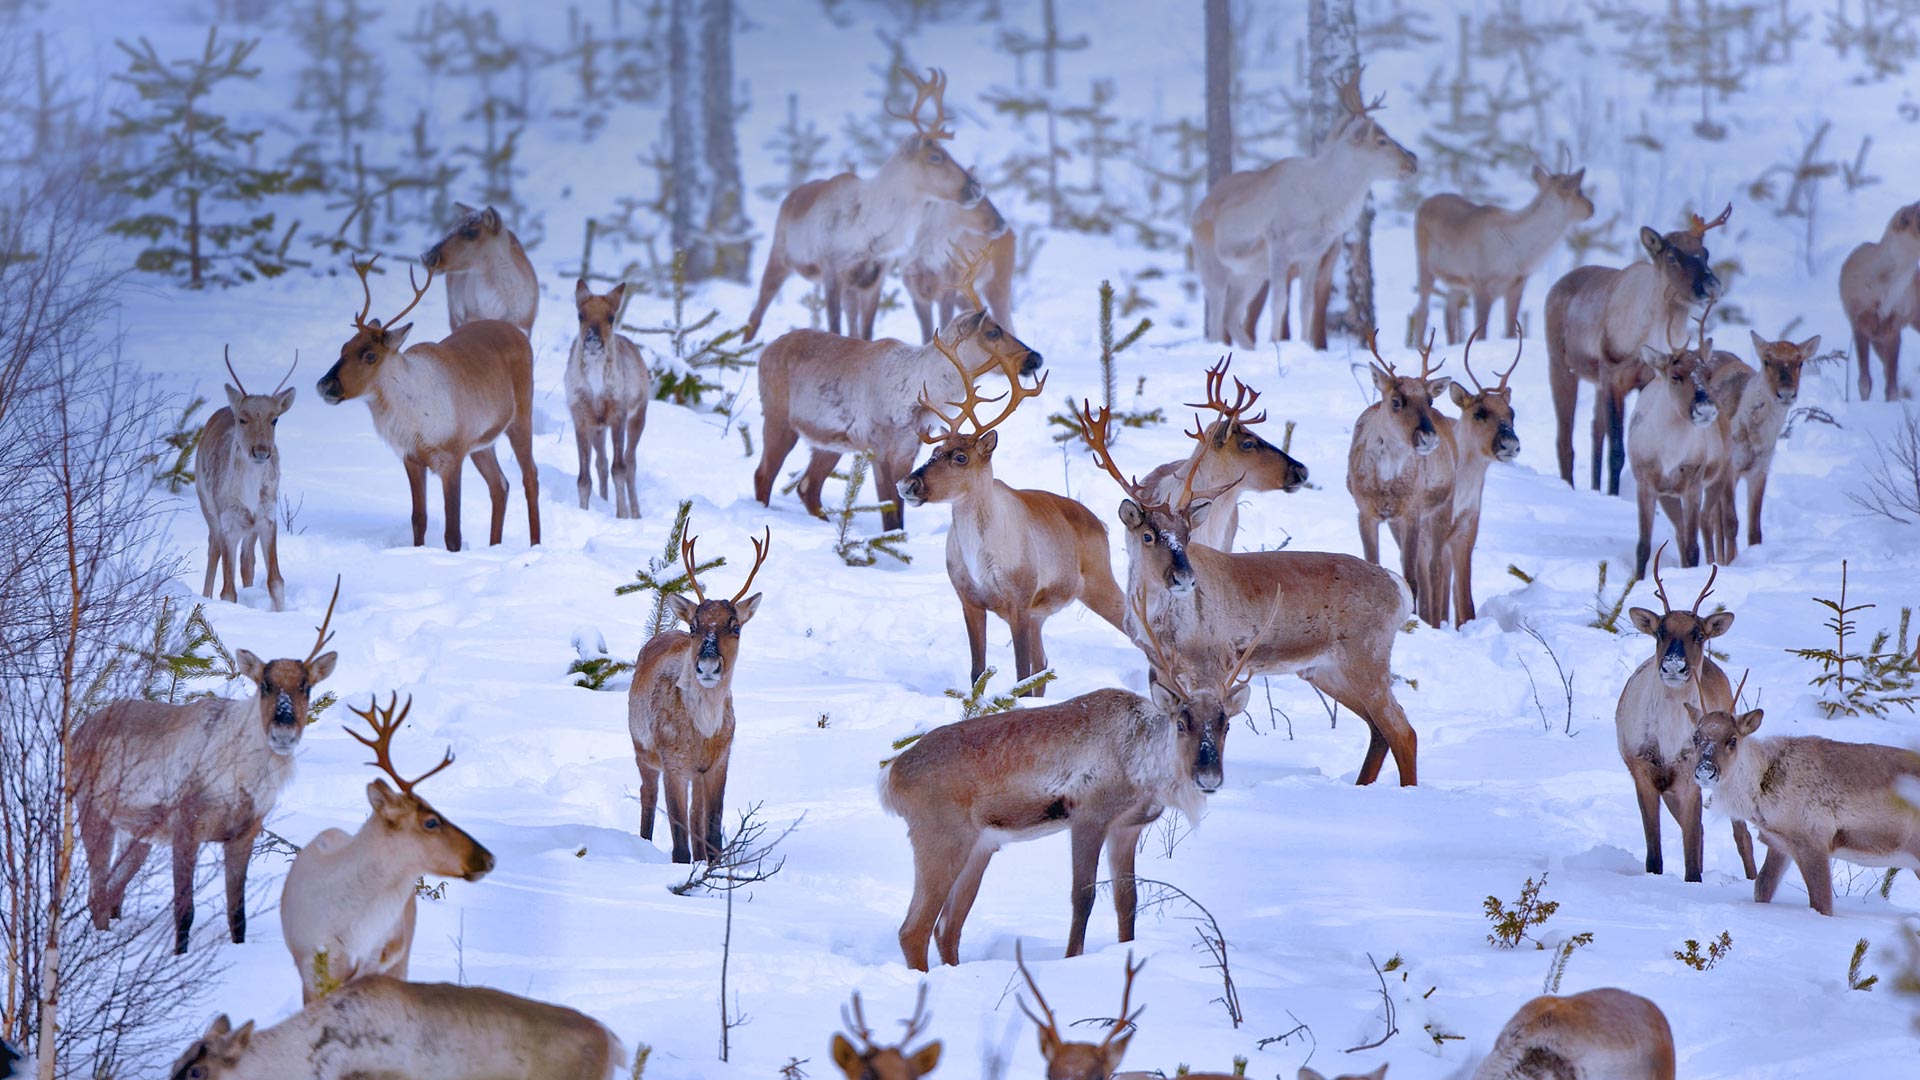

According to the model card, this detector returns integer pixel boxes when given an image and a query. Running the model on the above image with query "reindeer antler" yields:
[1460,328,1523,395]
[1731,668,1750,708]
[1184,356,1268,437]
[918,334,1047,442]
[1649,541,1673,613]
[891,67,955,141]
[1333,65,1386,118]
[680,533,708,604]
[1102,952,1147,1050]
[1132,590,1195,701]
[1014,941,1066,1048]
[385,263,434,328]
[346,693,454,796]
[351,255,379,329]
[307,576,341,664]
[944,242,990,313]
[731,526,771,604]
[1220,587,1285,695]
[1077,399,1157,508]
[1690,562,1719,615]
[1687,202,1733,238]
[1363,328,1402,378]
[223,344,249,395]
[897,983,933,1048]
[273,351,299,394]
[1412,328,1447,381]
[840,992,879,1054]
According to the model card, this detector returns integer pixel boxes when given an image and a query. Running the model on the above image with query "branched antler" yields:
[1077,399,1156,506]
[944,242,990,312]
[1184,356,1267,438]
[680,534,708,603]
[350,254,434,331]
[732,526,771,604]
[1132,591,1195,700]
[1687,202,1733,237]
[1333,65,1387,118]
[1460,329,1523,396]
[918,334,1047,442]
[1014,941,1065,1047]
[346,693,454,795]
[307,576,341,664]
[891,67,955,141]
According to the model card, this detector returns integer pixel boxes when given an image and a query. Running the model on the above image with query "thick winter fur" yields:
[1471,989,1675,1080]
[1119,498,1418,786]
[566,280,652,518]
[281,779,494,1003]
[1702,331,1818,562]
[1692,705,1920,915]
[898,428,1126,693]
[1627,340,1723,576]
[1434,376,1521,624]
[879,683,1241,970]
[901,197,1015,342]
[752,310,1041,532]
[420,203,539,337]
[196,381,295,610]
[1348,366,1457,627]
[1142,418,1309,553]
[1192,84,1416,350]
[73,647,337,953]
[1839,200,1920,401]
[1414,166,1593,344]
[629,591,762,863]
[319,317,540,551]
[1545,218,1723,494]
[169,976,624,1080]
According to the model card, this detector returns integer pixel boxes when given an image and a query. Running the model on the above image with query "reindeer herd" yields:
[36,57,1913,1080]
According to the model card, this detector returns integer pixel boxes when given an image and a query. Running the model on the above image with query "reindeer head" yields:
[219,345,296,464]
[319,256,434,404]
[1532,161,1594,222]
[1078,400,1234,596]
[348,693,495,883]
[1639,202,1729,307]
[1367,331,1452,457]
[931,244,1041,376]
[1628,547,1733,690]
[575,278,628,360]
[899,315,1047,507]
[887,67,983,209]
[1747,330,1820,407]
[1885,200,1920,241]
[1016,945,1144,1080]
[1640,304,1720,427]
[232,579,341,756]
[420,202,510,272]
[1448,330,1523,463]
[831,985,942,1080]
[170,1015,255,1079]
[1686,671,1759,788]
[1331,67,1417,179]
[671,526,770,688]
[1133,591,1269,798]
[1185,357,1308,492]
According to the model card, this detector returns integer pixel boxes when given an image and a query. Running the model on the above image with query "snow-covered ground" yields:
[52,0,1920,1075]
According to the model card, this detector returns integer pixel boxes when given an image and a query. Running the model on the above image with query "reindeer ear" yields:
[1369,365,1393,394]
[1119,500,1145,529]
[575,278,591,305]
[1101,1031,1134,1073]
[1735,708,1764,735]
[1036,1023,1064,1059]
[229,1021,255,1053]
[668,593,700,627]
[225,384,246,411]
[978,430,999,455]
[1570,168,1586,186]
[481,207,502,232]
[367,779,400,813]
[1425,376,1452,401]
[830,1036,860,1071]
[1186,499,1212,527]
[1531,163,1551,186]
[1225,681,1253,716]
[906,1041,942,1074]
[1749,329,1768,355]
[733,593,763,625]
[273,386,297,415]
[387,323,414,352]
[207,1015,233,1038]
[1148,679,1180,714]
[1638,345,1669,371]
[1683,701,1703,723]
[1448,381,1470,408]
[608,282,628,311]
[235,649,265,683]
[1627,607,1661,636]
[453,202,477,218]
[308,651,339,683]
[1797,334,1821,356]
[1702,611,1736,638]
[1639,226,1664,259]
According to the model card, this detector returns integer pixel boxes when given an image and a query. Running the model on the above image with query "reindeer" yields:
[1627,306,1723,577]
[901,198,1015,343]
[168,977,626,1080]
[567,279,651,519]
[1192,67,1417,350]
[745,68,984,342]
[280,694,494,1004]
[1840,200,1920,401]
[1614,549,1756,883]
[897,337,1120,695]
[1471,988,1674,1080]
[1701,330,1820,564]
[419,202,539,337]
[318,256,540,551]
[72,582,341,954]
[1545,203,1729,495]
[1413,161,1594,345]
[1080,403,1419,785]
[755,247,1041,533]
[1347,332,1457,627]
[880,597,1263,969]
[1139,358,1309,553]
[1014,944,1144,1080]
[1690,690,1920,916]
[1436,331,1523,625]
[831,986,943,1080]
[629,526,769,864]
[1124,1069,1384,1080]
[197,347,296,611]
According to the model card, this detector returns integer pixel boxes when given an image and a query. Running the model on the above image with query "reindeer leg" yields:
[1635,484,1656,579]
[202,528,219,599]
[1855,326,1875,402]
[743,245,790,343]
[1502,281,1524,337]
[574,420,595,510]
[239,532,256,588]
[962,600,988,687]
[1754,842,1791,903]
[405,455,429,547]
[264,522,285,612]
[1626,758,1665,875]
[689,770,710,865]
[1796,841,1835,915]
[508,413,540,545]
[1878,331,1902,403]
[872,453,904,533]
[1309,244,1338,350]
[699,751,729,862]
[1356,507,1382,565]
[1606,386,1630,496]
[1733,819,1757,880]
[1550,355,1578,487]
[81,808,116,930]
[1660,782,1704,883]
[633,743,659,841]
[469,446,509,548]
[1009,612,1035,688]
[934,839,997,966]
[218,527,239,604]
[101,838,152,923]
[1107,818,1148,942]
[662,770,693,864]
[171,828,197,955]
[824,275,844,337]
[609,411,633,520]
[595,421,611,501]
[901,827,970,971]
[622,408,646,519]
[1243,279,1270,348]
[224,826,258,944]
[1065,818,1106,959]
[754,414,800,510]
[797,450,839,519]
[1471,288,1494,343]
[1412,261,1435,346]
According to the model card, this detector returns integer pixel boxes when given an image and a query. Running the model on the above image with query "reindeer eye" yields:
[1474,409,1487,420]
[423,817,440,831]
[986,328,1002,340]
[1240,438,1256,451]
[1390,396,1405,409]
[362,350,377,363]
[461,228,477,240]
[1141,531,1155,545]
[928,152,945,164]
[1177,717,1192,733]
[952,452,968,466]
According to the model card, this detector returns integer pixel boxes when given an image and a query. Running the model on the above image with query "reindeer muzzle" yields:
[268,692,301,754]
[1776,385,1798,407]
[1019,349,1044,376]
[464,845,497,881]
[1658,648,1690,689]
[959,176,984,207]
[1494,428,1521,463]
[1696,269,1723,302]
[317,370,345,405]
[896,475,927,508]
[250,446,273,464]
[1164,540,1196,595]
[420,244,444,271]
[1194,739,1223,793]
[1688,392,1718,426]
[1413,421,1440,457]
[1694,757,1719,786]
[1399,147,1419,174]
[695,636,724,687]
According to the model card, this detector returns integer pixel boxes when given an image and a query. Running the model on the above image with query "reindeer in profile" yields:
[1139,358,1309,553]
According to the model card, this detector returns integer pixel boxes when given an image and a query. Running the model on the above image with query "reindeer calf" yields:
[197,350,296,610]
[1703,331,1819,563]
[1472,988,1674,1080]
[567,280,651,518]
[1840,200,1920,402]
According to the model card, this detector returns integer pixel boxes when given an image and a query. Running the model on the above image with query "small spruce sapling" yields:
[1850,938,1879,991]
[617,499,727,637]
[1048,280,1160,445]
[123,597,236,704]
[1674,931,1733,971]
[831,452,910,567]
[145,396,206,493]
[630,249,761,405]
[1484,873,1575,950]
[1786,560,1920,717]
[884,666,1054,763]
[567,627,634,691]
[1587,560,1639,633]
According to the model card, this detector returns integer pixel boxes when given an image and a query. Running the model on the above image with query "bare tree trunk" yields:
[1307,0,1372,337]
[666,0,751,283]
[699,0,751,282]
[1204,0,1232,188]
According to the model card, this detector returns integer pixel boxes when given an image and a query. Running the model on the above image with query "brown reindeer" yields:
[567,279,652,519]
[901,198,1016,343]
[1840,200,1920,401]
[1471,988,1674,1080]
[1701,331,1819,564]
[1348,332,1457,627]
[831,986,943,1080]
[880,596,1263,970]
[897,335,1121,695]
[197,347,296,611]
[1545,203,1730,495]
[755,248,1042,533]
[419,202,539,337]
[1080,403,1419,785]
[1627,308,1723,577]
[1139,357,1309,553]
[280,693,494,1004]
[1436,331,1523,625]
[629,526,769,864]
[1015,944,1144,1080]
[73,582,341,954]
[1690,691,1920,916]
[1123,1069,1384,1080]
[170,977,625,1080]
[1192,67,1417,350]
[318,256,540,551]
[745,68,984,342]
[1413,162,1594,345]
[1614,550,1756,883]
